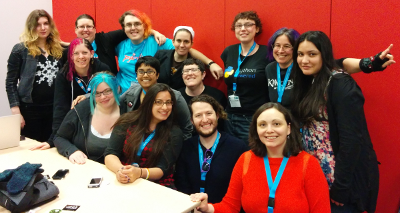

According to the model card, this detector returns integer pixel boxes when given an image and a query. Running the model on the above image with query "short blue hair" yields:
[266,27,300,62]
[89,72,120,114]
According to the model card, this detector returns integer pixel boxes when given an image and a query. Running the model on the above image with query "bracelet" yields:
[208,61,216,67]
[146,168,150,180]
[140,168,143,179]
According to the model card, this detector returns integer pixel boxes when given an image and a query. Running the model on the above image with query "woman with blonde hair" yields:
[6,9,63,142]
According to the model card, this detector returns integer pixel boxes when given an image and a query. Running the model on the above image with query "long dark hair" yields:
[291,31,338,125]
[113,83,177,167]
[249,102,302,157]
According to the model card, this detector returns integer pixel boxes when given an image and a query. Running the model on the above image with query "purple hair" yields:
[66,38,93,81]
[266,27,300,62]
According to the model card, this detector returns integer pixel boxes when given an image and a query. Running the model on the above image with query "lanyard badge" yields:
[276,63,293,103]
[264,155,289,212]
[198,132,220,193]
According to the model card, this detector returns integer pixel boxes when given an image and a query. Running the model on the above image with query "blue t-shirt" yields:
[115,35,174,93]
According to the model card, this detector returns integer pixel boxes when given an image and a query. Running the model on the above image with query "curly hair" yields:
[230,11,262,36]
[188,94,227,120]
[20,9,63,58]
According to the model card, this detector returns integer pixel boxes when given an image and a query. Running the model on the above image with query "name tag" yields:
[228,95,241,107]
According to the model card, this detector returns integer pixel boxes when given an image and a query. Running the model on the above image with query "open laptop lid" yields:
[0,114,20,150]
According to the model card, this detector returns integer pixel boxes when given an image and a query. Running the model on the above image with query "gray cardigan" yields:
[120,83,192,140]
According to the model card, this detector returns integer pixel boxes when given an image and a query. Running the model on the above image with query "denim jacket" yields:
[5,42,62,107]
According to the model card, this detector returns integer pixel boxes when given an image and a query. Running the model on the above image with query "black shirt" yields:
[31,54,59,105]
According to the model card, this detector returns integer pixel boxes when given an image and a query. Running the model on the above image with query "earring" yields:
[287,135,290,139]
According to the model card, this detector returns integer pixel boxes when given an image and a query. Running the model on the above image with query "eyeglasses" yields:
[154,100,173,107]
[201,149,213,172]
[182,68,200,75]
[125,22,143,29]
[95,88,113,97]
[137,70,156,76]
[234,23,256,29]
[272,44,293,51]
[77,25,95,30]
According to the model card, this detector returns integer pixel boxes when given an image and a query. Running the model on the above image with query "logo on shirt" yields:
[122,53,143,63]
[36,59,58,86]
[224,66,234,78]
[268,79,294,90]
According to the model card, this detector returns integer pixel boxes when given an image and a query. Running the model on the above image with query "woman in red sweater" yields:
[191,102,330,213]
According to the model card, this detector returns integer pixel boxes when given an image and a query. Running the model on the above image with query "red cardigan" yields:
[213,151,330,213]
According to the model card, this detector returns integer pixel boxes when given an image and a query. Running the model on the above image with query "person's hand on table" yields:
[117,165,141,184]
[209,63,223,80]
[190,193,214,213]
[29,142,50,151]
[71,95,87,109]
[69,150,87,164]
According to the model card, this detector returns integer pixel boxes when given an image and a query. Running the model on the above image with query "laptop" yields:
[0,114,20,150]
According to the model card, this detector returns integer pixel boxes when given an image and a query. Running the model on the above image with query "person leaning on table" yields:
[105,83,183,189]
[54,72,124,164]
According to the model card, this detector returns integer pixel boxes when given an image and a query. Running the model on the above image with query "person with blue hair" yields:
[54,72,127,164]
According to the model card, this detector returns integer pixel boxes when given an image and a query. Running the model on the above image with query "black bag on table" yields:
[0,163,59,213]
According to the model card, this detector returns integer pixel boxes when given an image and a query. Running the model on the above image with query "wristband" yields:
[146,168,150,180]
[359,52,389,73]
[208,61,216,67]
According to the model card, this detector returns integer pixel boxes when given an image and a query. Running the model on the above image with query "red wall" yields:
[53,1,400,212]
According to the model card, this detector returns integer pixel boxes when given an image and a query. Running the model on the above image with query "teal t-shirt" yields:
[115,35,174,93]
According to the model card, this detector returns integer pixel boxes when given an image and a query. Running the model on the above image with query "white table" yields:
[0,139,199,213]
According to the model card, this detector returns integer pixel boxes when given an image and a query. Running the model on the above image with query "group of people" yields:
[6,8,396,213]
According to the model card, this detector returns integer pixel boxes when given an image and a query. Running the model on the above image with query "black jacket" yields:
[48,59,110,146]
[154,49,192,90]
[327,73,379,213]
[175,132,248,203]
[54,99,127,164]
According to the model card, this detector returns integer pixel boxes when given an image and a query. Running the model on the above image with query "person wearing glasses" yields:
[120,56,193,140]
[31,38,110,151]
[190,102,330,213]
[154,26,195,90]
[60,14,167,75]
[175,94,247,203]
[265,27,395,110]
[54,72,124,164]
[116,10,223,94]
[105,83,183,188]
[6,9,63,143]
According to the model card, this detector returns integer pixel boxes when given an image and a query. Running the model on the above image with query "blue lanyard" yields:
[198,131,220,193]
[91,41,98,58]
[276,63,293,103]
[233,42,256,92]
[142,88,146,95]
[137,130,156,156]
[74,77,91,93]
[264,155,289,213]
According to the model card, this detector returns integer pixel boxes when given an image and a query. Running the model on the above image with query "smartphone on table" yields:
[88,177,103,188]
[52,169,69,180]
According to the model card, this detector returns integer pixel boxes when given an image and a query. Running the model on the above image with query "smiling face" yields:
[182,64,205,88]
[95,82,115,109]
[36,17,50,40]
[151,91,172,124]
[273,35,294,68]
[173,30,193,56]
[75,18,96,43]
[73,43,94,72]
[137,64,159,90]
[234,19,259,44]
[297,40,323,76]
[124,15,144,44]
[257,108,291,156]
[191,102,219,137]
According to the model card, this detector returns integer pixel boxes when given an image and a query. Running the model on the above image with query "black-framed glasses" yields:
[137,70,156,76]
[154,99,173,107]
[182,68,200,75]
[95,88,113,97]
[201,149,213,172]
[234,23,256,29]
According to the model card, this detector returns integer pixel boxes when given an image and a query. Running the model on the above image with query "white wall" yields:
[0,0,52,116]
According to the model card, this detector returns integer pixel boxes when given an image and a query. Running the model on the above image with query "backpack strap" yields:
[242,152,252,177]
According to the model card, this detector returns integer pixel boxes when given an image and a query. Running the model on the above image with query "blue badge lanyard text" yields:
[75,77,91,93]
[198,131,220,193]
[276,63,293,103]
[264,155,289,213]
[137,130,156,157]
[91,41,98,58]
[233,42,256,94]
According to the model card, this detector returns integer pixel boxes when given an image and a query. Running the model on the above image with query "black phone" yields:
[52,169,69,180]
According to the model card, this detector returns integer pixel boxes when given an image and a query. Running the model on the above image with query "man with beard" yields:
[174,94,247,203]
